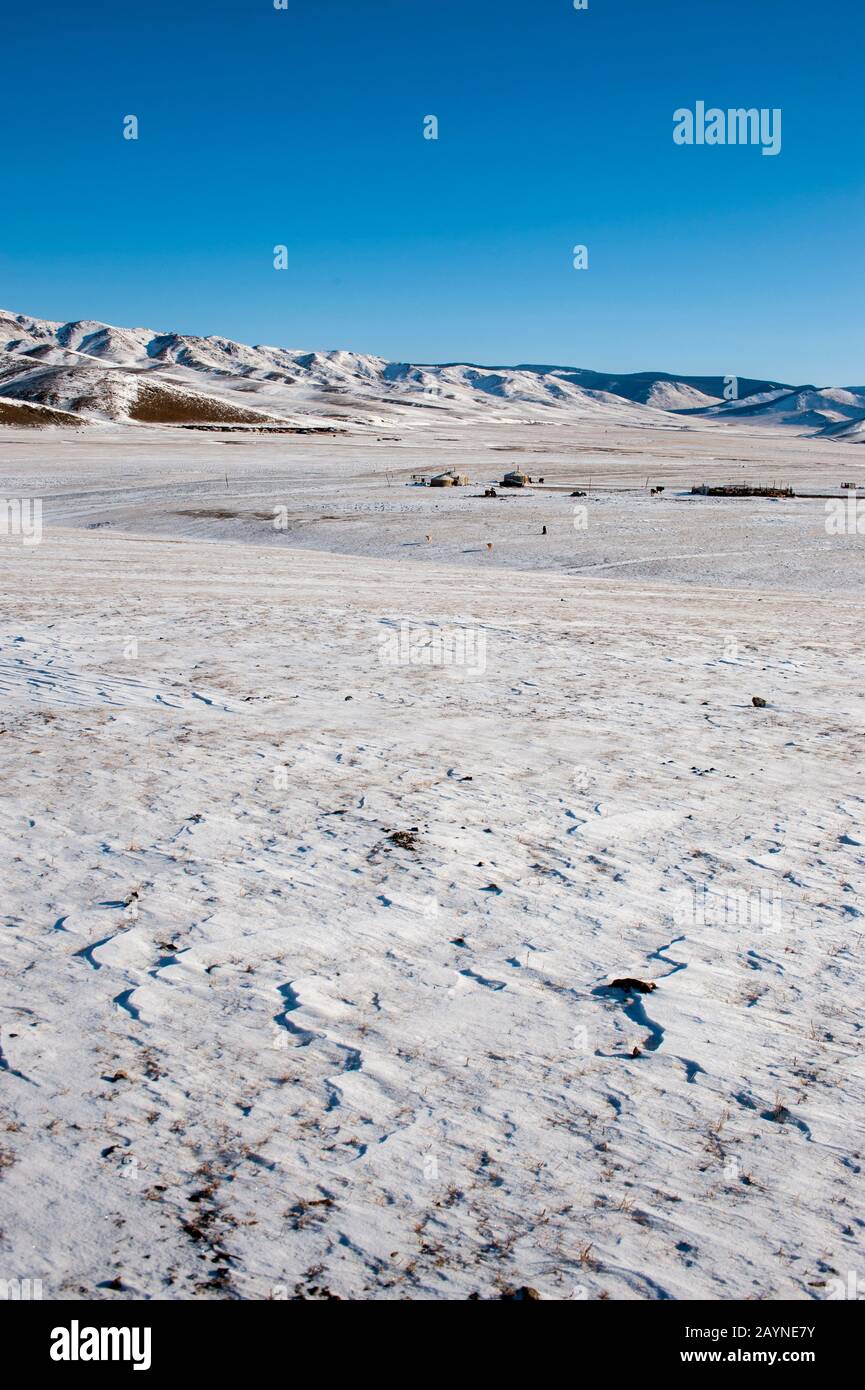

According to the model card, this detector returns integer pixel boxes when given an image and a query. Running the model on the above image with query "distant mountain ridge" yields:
[423,364,792,407]
[0,309,861,439]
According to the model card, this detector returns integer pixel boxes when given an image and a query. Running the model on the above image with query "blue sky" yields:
[3,0,862,381]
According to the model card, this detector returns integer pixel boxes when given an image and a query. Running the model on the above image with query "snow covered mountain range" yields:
[1,308,862,438]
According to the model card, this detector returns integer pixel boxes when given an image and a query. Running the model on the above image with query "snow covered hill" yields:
[0,309,855,438]
[702,386,865,434]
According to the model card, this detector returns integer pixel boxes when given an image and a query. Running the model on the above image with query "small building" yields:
[502,470,530,488]
[430,469,469,487]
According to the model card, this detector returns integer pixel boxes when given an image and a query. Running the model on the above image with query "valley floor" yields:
[0,423,863,1299]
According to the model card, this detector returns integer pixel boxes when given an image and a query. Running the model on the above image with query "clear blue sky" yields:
[3,0,862,382]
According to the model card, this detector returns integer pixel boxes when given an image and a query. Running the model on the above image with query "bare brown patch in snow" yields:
[128,381,287,426]
[0,399,83,427]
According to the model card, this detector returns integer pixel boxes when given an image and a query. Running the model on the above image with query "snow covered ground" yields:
[1,420,863,1300]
